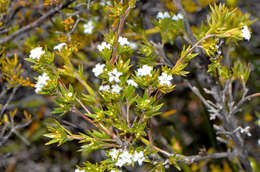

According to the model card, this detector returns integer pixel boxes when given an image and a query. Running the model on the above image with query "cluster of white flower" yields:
[93,64,139,94]
[83,20,94,34]
[241,25,251,41]
[158,72,173,86]
[99,84,122,94]
[109,148,120,160]
[156,12,183,21]
[29,47,45,60]
[75,168,84,172]
[108,69,122,83]
[53,43,67,52]
[111,84,122,93]
[35,73,50,93]
[118,36,130,46]
[92,63,105,77]
[110,170,122,172]
[127,79,138,88]
[156,11,170,19]
[97,42,111,52]
[136,65,153,77]
[109,149,145,168]
[172,13,183,21]
[118,36,137,49]
[115,150,132,167]
[99,85,110,92]
[128,42,138,49]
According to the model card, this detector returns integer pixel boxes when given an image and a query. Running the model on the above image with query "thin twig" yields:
[179,151,233,164]
[111,6,133,64]
[58,79,118,140]
[147,119,153,144]
[179,34,215,63]
[0,0,76,44]
[172,0,196,45]
[126,101,130,127]
[0,86,19,118]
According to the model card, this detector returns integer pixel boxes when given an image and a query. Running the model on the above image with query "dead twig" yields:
[0,0,76,45]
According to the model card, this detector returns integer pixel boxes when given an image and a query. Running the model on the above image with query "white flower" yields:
[68,92,73,97]
[35,73,50,93]
[99,85,110,92]
[156,12,170,19]
[97,42,111,51]
[156,12,164,19]
[258,139,260,146]
[119,150,133,164]
[75,169,84,172]
[177,13,183,19]
[115,150,132,167]
[136,65,153,77]
[92,63,105,77]
[158,72,172,86]
[172,13,183,21]
[118,36,130,46]
[109,149,120,160]
[111,149,145,168]
[53,43,66,51]
[115,159,125,167]
[129,42,137,49]
[111,170,122,172]
[127,79,138,88]
[241,25,251,41]
[111,84,122,94]
[132,151,145,166]
[118,36,137,49]
[83,20,94,34]
[29,47,45,60]
[108,69,122,83]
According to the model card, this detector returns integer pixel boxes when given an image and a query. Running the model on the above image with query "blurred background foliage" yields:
[0,0,259,171]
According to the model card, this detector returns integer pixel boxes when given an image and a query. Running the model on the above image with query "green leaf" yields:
[44,119,71,146]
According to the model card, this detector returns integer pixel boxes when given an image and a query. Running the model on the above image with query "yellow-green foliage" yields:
[0,0,10,13]
[197,3,254,57]
[1,108,32,125]
[0,54,34,88]
[206,3,252,38]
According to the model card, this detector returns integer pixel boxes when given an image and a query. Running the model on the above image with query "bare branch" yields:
[0,0,76,45]
[179,151,233,164]
[0,86,19,118]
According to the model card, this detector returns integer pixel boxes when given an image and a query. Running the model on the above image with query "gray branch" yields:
[0,0,76,45]
[179,151,233,164]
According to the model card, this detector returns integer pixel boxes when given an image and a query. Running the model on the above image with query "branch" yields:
[58,79,119,142]
[0,86,19,118]
[172,0,196,45]
[179,151,233,164]
[111,5,133,64]
[234,92,260,112]
[0,0,76,45]
[181,34,215,61]
[151,144,233,165]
